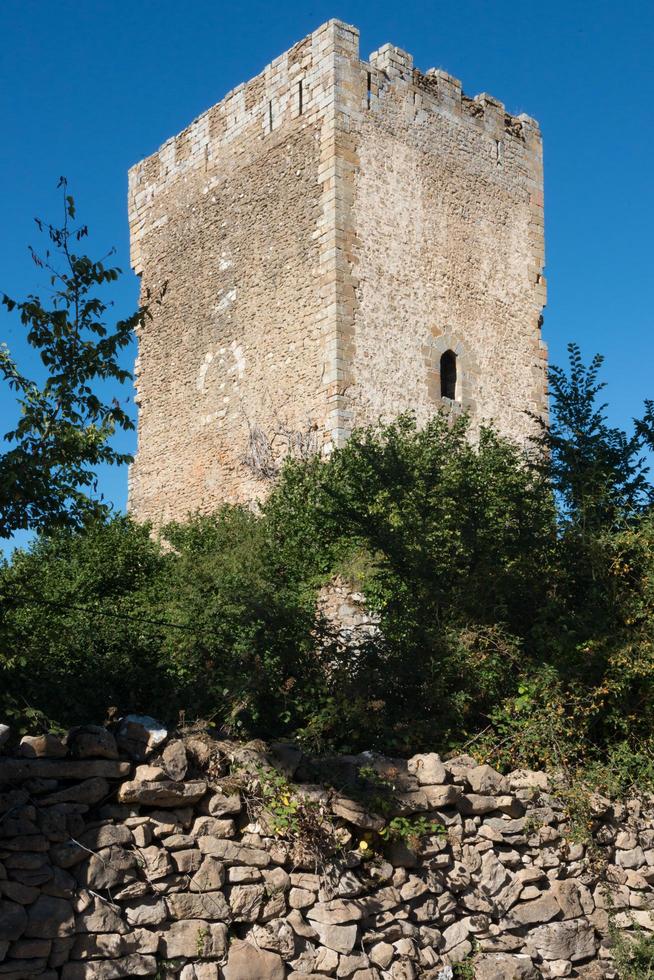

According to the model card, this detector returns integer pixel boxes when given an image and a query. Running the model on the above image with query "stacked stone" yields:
[0,721,653,979]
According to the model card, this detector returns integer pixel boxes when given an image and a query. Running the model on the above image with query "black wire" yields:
[0,587,204,634]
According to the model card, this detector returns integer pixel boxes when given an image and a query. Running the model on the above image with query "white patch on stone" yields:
[196,351,214,392]
[229,342,245,378]
[215,288,236,313]
[219,253,232,271]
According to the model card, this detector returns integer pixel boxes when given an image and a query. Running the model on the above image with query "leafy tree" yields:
[264,413,558,750]
[0,179,147,538]
[536,342,653,529]
[1,330,652,781]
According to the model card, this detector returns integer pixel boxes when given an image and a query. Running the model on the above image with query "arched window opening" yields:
[440,349,457,400]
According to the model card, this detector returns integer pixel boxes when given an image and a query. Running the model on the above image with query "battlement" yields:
[129,21,541,275]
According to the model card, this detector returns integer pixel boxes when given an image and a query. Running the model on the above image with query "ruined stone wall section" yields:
[0,724,651,979]
[346,43,547,445]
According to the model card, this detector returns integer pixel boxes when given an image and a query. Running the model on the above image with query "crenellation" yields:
[127,20,547,525]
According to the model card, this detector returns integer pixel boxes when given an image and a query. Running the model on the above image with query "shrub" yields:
[1,403,652,777]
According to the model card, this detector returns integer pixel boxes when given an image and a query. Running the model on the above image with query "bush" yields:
[1,404,653,779]
[0,510,327,736]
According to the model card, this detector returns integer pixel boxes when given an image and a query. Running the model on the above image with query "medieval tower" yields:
[127,20,547,526]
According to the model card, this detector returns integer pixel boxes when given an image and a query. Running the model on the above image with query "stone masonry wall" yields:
[127,21,344,525]
[347,48,547,443]
[127,20,547,528]
[1,718,652,979]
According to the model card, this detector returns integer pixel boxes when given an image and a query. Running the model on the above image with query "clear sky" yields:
[1,0,652,550]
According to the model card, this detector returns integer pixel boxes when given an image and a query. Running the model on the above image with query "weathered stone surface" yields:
[197,837,270,866]
[167,891,231,921]
[286,908,318,939]
[19,735,67,759]
[228,884,265,921]
[74,898,128,934]
[249,917,296,957]
[78,823,132,850]
[40,777,110,806]
[0,958,51,978]
[311,919,358,953]
[171,847,202,873]
[75,844,137,890]
[61,954,157,978]
[422,784,462,808]
[527,918,598,962]
[467,765,508,795]
[180,966,221,980]
[407,753,447,786]
[9,936,52,958]
[71,931,136,959]
[503,893,560,927]
[24,895,74,938]
[138,844,173,880]
[49,841,86,869]
[117,778,206,807]
[458,794,504,815]
[223,939,285,980]
[68,726,119,760]
[163,739,188,781]
[289,886,315,909]
[115,714,167,761]
[550,879,585,919]
[331,797,386,831]
[133,763,167,782]
[0,881,40,904]
[508,769,549,791]
[180,965,221,980]
[307,898,363,924]
[124,897,167,926]
[190,856,225,892]
[159,920,228,958]
[0,900,27,941]
[474,954,540,979]
[192,815,235,839]
[0,759,130,782]
[442,918,471,952]
[616,845,646,868]
[206,790,242,817]
[370,941,395,969]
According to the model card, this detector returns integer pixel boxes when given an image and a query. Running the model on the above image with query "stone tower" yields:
[127,20,547,527]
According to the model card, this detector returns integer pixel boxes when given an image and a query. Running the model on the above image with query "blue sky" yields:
[1,0,652,550]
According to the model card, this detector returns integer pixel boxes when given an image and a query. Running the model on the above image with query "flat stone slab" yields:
[0,759,132,782]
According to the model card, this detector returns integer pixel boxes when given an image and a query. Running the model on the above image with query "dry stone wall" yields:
[1,718,653,978]
[128,20,547,528]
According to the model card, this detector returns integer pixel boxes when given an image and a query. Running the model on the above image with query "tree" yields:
[0,180,148,538]
[536,343,653,530]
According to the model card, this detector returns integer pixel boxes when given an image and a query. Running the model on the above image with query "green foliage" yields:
[610,920,654,979]
[535,342,653,529]
[0,516,170,725]
[1,343,653,785]
[378,816,446,849]
[0,509,326,734]
[0,180,148,538]
[265,413,557,751]
[253,766,303,836]
[452,957,477,980]
[244,765,341,863]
